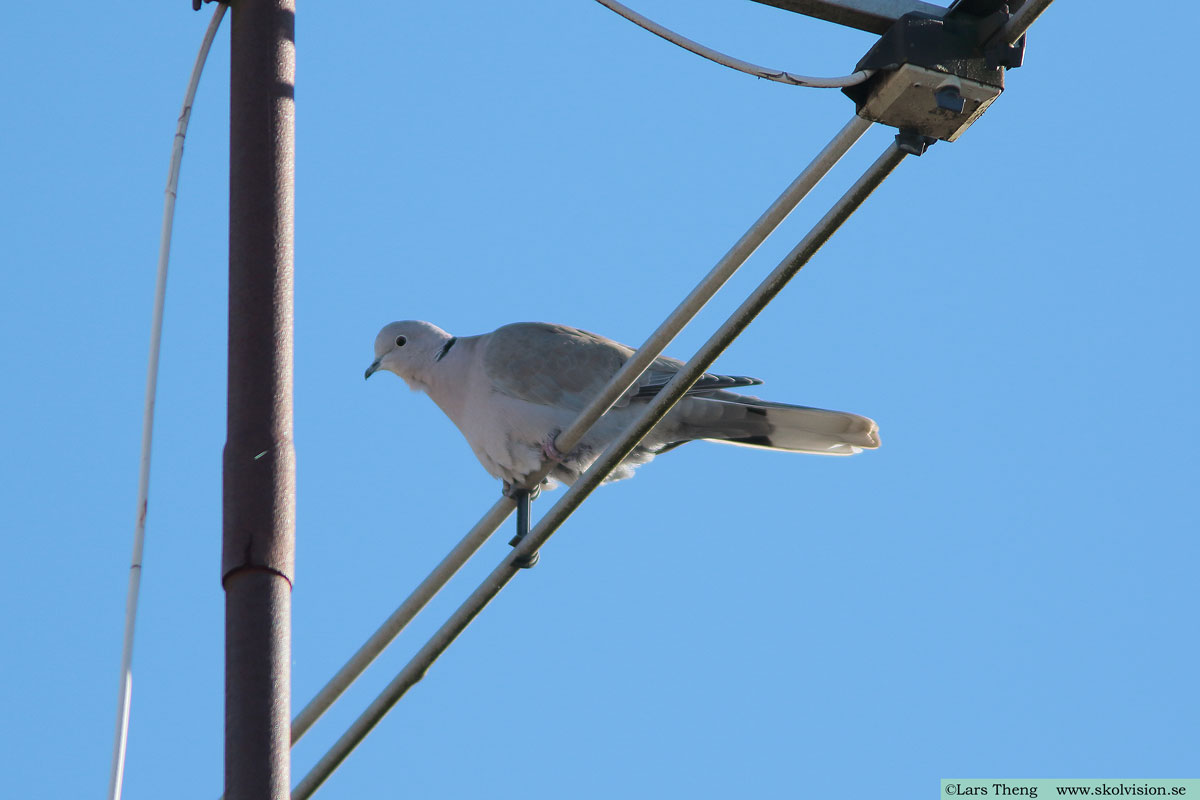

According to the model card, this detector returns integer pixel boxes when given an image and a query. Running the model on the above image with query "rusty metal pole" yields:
[223,0,296,799]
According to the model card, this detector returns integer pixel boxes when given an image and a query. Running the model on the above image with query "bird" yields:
[365,320,879,494]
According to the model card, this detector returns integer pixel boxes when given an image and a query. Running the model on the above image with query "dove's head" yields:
[365,320,454,387]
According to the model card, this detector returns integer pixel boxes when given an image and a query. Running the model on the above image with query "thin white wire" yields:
[107,5,228,800]
[593,0,874,88]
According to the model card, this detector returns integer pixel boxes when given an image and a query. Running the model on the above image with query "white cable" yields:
[593,0,873,88]
[107,5,227,800]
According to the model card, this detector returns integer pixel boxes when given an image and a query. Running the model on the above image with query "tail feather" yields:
[665,395,879,456]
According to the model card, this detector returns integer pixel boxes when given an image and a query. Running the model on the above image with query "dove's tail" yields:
[666,394,880,456]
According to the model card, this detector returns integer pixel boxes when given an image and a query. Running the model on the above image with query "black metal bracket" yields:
[844,4,1008,105]
[966,0,1028,69]
[841,0,1027,142]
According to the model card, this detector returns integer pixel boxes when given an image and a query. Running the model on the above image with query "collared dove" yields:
[365,320,879,491]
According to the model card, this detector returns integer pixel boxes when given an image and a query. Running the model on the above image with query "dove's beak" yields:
[364,359,381,380]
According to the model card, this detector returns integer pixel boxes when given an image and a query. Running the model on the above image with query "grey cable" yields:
[593,0,874,88]
[107,6,228,800]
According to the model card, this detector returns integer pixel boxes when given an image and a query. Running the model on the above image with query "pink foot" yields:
[541,435,566,463]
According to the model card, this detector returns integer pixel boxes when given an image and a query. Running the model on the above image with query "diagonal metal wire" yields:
[289,498,512,743]
[285,113,873,750]
[292,136,909,800]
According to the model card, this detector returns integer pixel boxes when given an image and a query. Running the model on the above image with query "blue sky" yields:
[2,1,1196,798]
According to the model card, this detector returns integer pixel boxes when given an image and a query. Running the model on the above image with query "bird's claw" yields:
[541,434,566,464]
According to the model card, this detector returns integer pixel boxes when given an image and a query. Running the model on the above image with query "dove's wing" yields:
[630,358,763,400]
[481,323,629,410]
[481,323,767,410]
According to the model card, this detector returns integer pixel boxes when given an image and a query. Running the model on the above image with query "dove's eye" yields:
[395,336,407,347]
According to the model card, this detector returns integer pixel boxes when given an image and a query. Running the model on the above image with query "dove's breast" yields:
[432,345,573,485]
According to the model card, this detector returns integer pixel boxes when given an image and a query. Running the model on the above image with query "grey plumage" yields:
[365,320,879,489]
